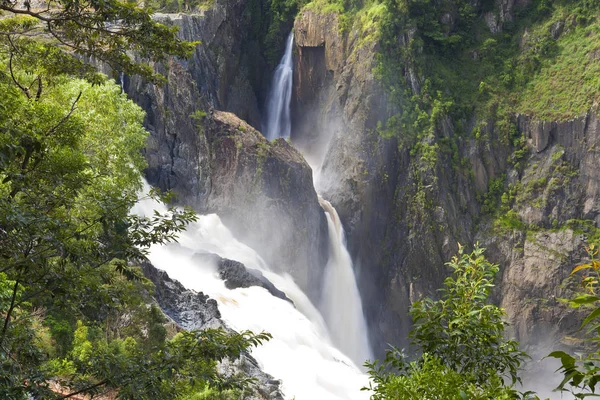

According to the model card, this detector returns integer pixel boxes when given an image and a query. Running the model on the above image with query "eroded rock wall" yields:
[122,6,328,298]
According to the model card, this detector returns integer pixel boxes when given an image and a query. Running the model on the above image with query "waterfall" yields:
[119,71,125,93]
[132,183,369,400]
[318,196,373,367]
[262,28,373,370]
[264,31,294,140]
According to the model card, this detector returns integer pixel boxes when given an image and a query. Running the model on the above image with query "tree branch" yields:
[45,90,82,137]
[0,279,19,348]
[8,47,30,99]
[56,379,108,399]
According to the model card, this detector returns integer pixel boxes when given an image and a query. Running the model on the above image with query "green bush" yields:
[365,245,534,399]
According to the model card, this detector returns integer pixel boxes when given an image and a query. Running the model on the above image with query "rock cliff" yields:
[291,5,599,358]
[121,7,328,298]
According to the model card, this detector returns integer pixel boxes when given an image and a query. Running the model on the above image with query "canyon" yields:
[117,0,600,396]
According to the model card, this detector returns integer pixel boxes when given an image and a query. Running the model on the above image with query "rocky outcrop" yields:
[200,111,328,296]
[142,261,285,400]
[192,253,291,302]
[142,261,224,330]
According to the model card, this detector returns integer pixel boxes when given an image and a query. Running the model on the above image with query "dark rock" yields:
[142,261,223,330]
[191,253,292,302]
[141,261,285,400]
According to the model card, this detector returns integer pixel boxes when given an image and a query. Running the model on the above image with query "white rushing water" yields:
[318,197,373,366]
[133,185,370,400]
[264,31,294,140]
[262,28,373,376]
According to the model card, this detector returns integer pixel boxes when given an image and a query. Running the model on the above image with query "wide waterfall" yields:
[133,184,369,400]
[264,31,294,140]
[318,197,373,366]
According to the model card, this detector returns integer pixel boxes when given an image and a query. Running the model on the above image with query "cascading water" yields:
[263,29,373,372]
[264,31,294,140]
[318,196,373,366]
[133,183,370,400]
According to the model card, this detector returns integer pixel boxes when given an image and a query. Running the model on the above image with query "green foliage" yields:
[550,244,600,398]
[0,7,269,399]
[411,245,525,385]
[147,0,214,12]
[365,353,527,400]
[0,1,196,83]
[365,245,531,399]
[369,0,600,198]
[480,174,507,214]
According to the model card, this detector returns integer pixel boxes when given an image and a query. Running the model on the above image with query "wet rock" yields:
[192,253,291,302]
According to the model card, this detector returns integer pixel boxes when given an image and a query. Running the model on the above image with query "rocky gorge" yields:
[116,0,600,395]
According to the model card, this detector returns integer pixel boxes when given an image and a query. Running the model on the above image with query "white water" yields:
[133,185,370,400]
[262,29,373,374]
[318,197,373,366]
[264,31,294,140]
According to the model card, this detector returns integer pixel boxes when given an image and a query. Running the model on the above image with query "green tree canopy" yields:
[0,1,268,398]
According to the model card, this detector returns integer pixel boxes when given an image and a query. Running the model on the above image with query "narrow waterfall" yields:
[262,29,373,369]
[264,31,294,140]
[318,196,373,367]
[133,183,370,400]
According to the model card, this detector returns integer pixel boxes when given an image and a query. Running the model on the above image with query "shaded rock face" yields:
[154,6,268,128]
[123,0,272,200]
[141,262,285,400]
[121,9,328,300]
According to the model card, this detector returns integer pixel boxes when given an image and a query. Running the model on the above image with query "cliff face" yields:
[123,6,328,298]
[292,5,599,357]
[481,113,600,356]
[293,9,471,354]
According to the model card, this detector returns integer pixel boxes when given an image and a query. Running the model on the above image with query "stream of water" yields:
[264,31,294,141]
[133,187,370,400]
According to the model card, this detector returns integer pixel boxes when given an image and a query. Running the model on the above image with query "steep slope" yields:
[291,0,600,357]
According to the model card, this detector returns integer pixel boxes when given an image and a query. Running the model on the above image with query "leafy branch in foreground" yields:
[0,17,263,398]
[0,0,197,82]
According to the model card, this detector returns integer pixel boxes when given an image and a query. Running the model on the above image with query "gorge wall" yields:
[290,2,599,358]
[120,0,599,362]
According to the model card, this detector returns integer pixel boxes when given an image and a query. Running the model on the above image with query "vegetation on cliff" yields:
[0,2,270,398]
